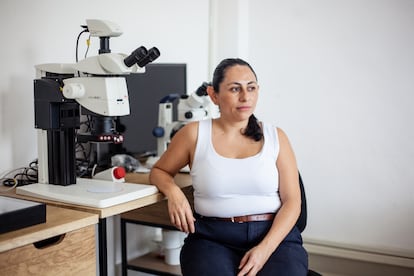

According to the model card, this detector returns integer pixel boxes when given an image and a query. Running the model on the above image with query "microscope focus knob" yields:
[184,111,193,119]
[62,83,86,99]
[152,127,165,137]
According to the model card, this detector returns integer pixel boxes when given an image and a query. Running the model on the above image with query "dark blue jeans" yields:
[180,217,308,276]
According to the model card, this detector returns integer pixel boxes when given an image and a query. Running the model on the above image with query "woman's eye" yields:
[247,86,256,92]
[230,87,240,93]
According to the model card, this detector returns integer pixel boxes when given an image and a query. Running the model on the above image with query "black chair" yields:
[295,172,308,233]
[296,172,322,276]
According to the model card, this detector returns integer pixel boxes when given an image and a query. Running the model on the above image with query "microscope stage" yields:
[16,178,158,208]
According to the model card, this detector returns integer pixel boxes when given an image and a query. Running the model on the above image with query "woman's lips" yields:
[237,106,251,111]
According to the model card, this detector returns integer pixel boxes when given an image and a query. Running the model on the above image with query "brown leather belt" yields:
[197,213,275,223]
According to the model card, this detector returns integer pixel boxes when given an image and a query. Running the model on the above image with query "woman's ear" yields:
[207,85,219,105]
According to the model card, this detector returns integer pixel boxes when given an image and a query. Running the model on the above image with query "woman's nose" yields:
[239,89,249,101]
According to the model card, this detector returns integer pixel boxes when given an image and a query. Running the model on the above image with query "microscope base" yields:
[16,178,158,208]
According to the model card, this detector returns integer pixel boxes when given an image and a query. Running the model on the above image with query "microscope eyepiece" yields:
[136,47,161,67]
[124,46,160,68]
[195,82,209,96]
[124,46,148,67]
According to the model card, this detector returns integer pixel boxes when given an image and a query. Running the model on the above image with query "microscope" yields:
[146,82,219,168]
[16,20,161,207]
[32,19,160,186]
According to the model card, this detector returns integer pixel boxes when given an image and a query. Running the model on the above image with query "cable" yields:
[0,162,38,192]
[75,29,88,63]
[0,178,18,192]
[91,164,98,177]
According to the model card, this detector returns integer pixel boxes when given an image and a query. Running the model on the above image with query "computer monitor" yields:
[97,63,187,165]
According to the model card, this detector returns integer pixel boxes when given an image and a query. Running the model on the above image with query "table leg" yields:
[98,218,108,276]
[121,219,127,276]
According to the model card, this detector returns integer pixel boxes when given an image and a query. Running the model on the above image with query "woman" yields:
[150,58,308,275]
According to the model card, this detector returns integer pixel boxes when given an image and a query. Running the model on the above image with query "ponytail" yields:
[243,114,263,141]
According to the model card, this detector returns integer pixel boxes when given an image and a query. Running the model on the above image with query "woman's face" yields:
[210,65,259,122]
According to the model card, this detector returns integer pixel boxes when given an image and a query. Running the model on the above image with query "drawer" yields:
[0,224,96,276]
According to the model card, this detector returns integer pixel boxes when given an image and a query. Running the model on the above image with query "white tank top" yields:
[190,119,281,217]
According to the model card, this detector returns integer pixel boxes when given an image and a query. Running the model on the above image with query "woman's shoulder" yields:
[182,118,211,132]
[173,121,199,141]
[182,120,199,132]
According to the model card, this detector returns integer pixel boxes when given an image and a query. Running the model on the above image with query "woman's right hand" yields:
[149,123,198,233]
[167,187,195,233]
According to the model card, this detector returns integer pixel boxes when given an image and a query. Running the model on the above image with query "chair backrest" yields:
[295,171,307,233]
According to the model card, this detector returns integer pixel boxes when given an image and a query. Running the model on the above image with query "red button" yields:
[113,167,126,179]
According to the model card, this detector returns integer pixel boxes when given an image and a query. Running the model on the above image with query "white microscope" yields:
[16,19,160,207]
[146,82,219,170]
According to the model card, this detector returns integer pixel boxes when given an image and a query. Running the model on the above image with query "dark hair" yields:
[211,58,263,141]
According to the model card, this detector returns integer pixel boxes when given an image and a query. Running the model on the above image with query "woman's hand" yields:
[237,244,272,276]
[149,123,198,233]
[167,187,195,233]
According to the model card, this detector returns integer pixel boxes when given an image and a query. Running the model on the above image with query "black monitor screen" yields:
[105,63,187,161]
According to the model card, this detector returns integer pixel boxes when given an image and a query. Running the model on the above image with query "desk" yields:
[0,205,98,275]
[0,173,191,276]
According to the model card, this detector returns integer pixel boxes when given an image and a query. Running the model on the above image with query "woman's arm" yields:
[149,122,198,233]
[238,127,301,276]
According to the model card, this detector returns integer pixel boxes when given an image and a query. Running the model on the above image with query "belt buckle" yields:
[231,217,244,223]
